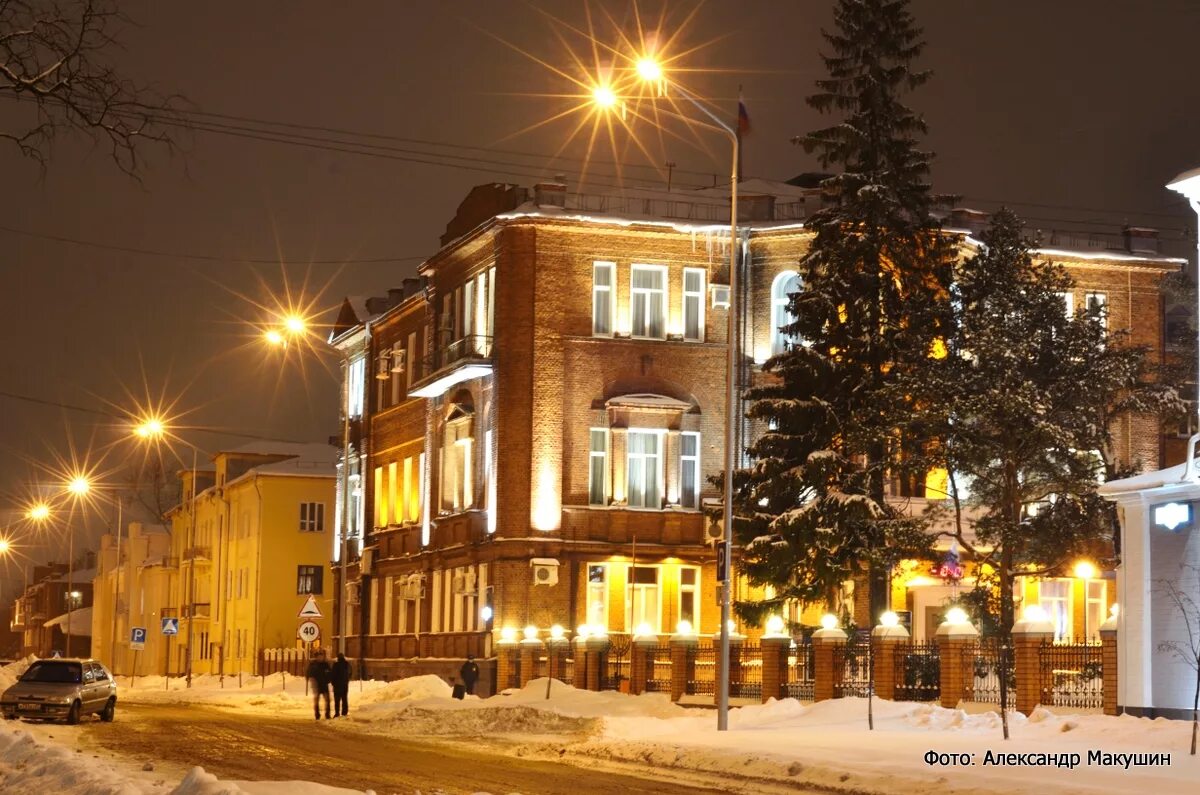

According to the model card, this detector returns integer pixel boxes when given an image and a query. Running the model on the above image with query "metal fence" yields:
[733,643,763,700]
[602,635,633,691]
[786,641,815,702]
[965,639,1012,704]
[645,646,672,693]
[259,648,308,677]
[1040,640,1103,710]
[833,638,872,698]
[895,641,940,701]
[687,642,717,695]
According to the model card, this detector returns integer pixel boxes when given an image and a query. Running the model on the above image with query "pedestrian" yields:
[459,654,479,696]
[305,649,332,720]
[331,652,352,717]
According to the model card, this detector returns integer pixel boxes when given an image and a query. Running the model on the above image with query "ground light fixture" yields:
[499,627,517,643]
[522,625,539,641]
[549,624,565,641]
[944,607,969,625]
[880,611,900,628]
[764,615,786,636]
[674,620,695,636]
[820,613,839,630]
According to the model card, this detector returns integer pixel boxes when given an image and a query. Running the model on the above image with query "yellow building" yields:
[91,522,174,676]
[167,443,336,677]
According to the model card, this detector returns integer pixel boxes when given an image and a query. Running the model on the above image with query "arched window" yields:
[441,394,474,512]
[771,271,802,355]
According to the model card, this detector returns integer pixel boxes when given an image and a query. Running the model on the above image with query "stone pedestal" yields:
[727,635,745,695]
[630,637,658,695]
[812,627,847,702]
[872,624,910,701]
[1012,617,1055,716]
[1100,621,1118,716]
[669,636,697,702]
[495,641,519,693]
[760,635,791,703]
[935,619,978,709]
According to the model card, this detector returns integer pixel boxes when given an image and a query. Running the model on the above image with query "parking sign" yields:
[130,627,147,651]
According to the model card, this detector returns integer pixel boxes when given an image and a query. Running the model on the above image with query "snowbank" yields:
[0,656,37,692]
[118,672,391,712]
[172,767,372,795]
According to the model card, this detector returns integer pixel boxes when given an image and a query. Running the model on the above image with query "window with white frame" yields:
[347,357,365,417]
[1085,580,1107,640]
[299,502,325,532]
[1085,292,1108,330]
[1057,292,1074,316]
[592,262,615,336]
[771,271,802,355]
[683,268,705,341]
[1038,579,1070,641]
[630,265,667,339]
[625,565,661,632]
[627,430,662,508]
[297,565,323,594]
[679,566,699,625]
[588,428,608,505]
[679,432,700,508]
[587,564,608,629]
[441,403,474,511]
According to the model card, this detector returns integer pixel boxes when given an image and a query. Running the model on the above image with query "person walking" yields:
[459,654,480,696]
[331,652,352,717]
[306,649,332,720]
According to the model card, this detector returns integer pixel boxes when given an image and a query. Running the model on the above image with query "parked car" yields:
[0,659,117,724]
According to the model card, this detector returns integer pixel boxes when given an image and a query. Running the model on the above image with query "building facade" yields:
[90,522,173,675]
[11,560,94,658]
[332,181,1181,691]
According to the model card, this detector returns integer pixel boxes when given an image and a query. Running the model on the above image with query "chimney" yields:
[387,287,406,307]
[738,194,776,222]
[402,277,421,298]
[1123,226,1159,255]
[534,178,567,208]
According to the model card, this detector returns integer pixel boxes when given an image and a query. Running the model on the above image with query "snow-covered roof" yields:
[48,568,96,584]
[219,441,337,461]
[44,607,92,633]
[1098,461,1195,496]
[1167,166,1200,201]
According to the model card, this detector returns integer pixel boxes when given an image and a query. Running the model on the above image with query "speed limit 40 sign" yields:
[298,621,321,643]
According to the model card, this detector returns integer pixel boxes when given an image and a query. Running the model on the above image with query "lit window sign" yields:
[1152,501,1193,533]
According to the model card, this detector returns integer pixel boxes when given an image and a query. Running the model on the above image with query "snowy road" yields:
[80,702,751,794]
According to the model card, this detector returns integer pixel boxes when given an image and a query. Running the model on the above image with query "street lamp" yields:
[594,57,741,731]
[134,416,202,687]
[63,473,91,656]
[26,503,50,522]
[1167,167,1200,480]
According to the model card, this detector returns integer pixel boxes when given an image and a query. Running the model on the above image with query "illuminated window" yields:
[1085,292,1108,331]
[587,564,608,629]
[373,466,386,528]
[679,566,699,625]
[441,400,474,511]
[1085,580,1107,641]
[679,432,700,508]
[625,565,661,632]
[297,565,323,595]
[406,332,419,389]
[1038,579,1070,641]
[347,357,365,417]
[631,265,667,339]
[683,268,705,341]
[588,429,608,505]
[627,430,663,508]
[1057,292,1074,316]
[771,271,802,355]
[593,262,615,336]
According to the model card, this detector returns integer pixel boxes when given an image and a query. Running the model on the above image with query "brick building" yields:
[11,559,95,658]
[331,180,1182,690]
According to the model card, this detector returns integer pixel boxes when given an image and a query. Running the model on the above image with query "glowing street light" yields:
[26,503,50,522]
[0,538,10,555]
[264,329,286,347]
[1073,560,1097,581]
[636,56,663,82]
[284,314,307,335]
[67,475,91,496]
[592,83,618,109]
[134,417,166,440]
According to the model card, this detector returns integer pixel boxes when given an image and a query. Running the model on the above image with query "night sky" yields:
[2,0,1199,573]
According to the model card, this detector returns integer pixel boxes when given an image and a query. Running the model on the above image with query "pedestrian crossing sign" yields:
[297,594,323,619]
[161,617,179,635]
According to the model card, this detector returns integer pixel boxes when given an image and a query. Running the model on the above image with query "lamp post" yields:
[594,59,740,731]
[64,475,91,656]
[1167,168,1200,480]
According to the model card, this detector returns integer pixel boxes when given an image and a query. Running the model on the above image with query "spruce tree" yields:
[908,208,1180,636]
[732,0,953,625]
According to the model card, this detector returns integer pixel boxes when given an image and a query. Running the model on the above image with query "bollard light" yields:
[945,607,969,625]
[765,615,786,635]
[820,613,839,630]
[549,624,565,641]
[634,622,655,639]
[523,625,539,641]
[675,620,695,636]
[880,611,900,628]
[500,626,517,643]
[1021,604,1048,623]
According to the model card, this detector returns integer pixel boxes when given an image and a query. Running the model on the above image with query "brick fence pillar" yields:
[812,626,847,702]
[872,622,909,701]
[572,637,588,690]
[1012,614,1055,717]
[630,636,656,695]
[519,638,543,689]
[585,636,610,692]
[760,635,790,703]
[1100,615,1118,716]
[547,638,570,683]
[495,640,519,693]
[669,636,697,702]
[935,618,978,709]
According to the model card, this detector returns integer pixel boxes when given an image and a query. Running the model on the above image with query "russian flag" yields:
[737,94,751,137]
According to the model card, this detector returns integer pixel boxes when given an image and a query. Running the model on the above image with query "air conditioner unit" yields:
[530,557,560,587]
[345,582,360,605]
[375,351,391,380]
[390,348,406,373]
[406,573,427,600]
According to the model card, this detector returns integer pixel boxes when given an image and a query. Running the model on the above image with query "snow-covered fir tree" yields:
[905,208,1181,635]
[731,0,955,625]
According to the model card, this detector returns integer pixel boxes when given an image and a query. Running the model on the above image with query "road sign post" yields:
[130,627,147,651]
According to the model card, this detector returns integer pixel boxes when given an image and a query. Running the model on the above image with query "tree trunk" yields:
[1191,659,1199,755]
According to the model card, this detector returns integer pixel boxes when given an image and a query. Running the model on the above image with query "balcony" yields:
[182,546,212,563]
[181,603,212,620]
[409,335,493,398]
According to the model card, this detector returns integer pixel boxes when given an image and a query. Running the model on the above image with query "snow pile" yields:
[0,727,141,794]
[172,767,373,795]
[355,674,452,704]
[119,673,391,712]
[0,656,37,692]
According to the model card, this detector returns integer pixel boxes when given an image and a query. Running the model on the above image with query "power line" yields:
[0,389,316,445]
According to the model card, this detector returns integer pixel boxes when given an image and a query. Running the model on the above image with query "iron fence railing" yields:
[786,640,815,702]
[1039,640,1103,710]
[733,643,763,700]
[965,639,1013,705]
[895,641,940,702]
[645,645,672,693]
[833,638,872,698]
[687,642,717,695]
